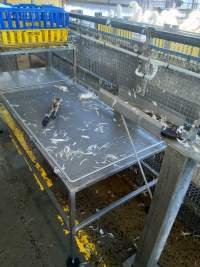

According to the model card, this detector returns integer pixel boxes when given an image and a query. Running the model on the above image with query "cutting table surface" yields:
[1,80,166,192]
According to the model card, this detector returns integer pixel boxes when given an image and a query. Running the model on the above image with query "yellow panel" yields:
[16,31,22,44]
[153,38,158,46]
[56,29,61,41]
[9,31,15,45]
[44,29,49,43]
[192,47,200,57]
[182,45,192,55]
[1,31,8,45]
[170,42,175,51]
[24,31,29,44]
[50,29,54,42]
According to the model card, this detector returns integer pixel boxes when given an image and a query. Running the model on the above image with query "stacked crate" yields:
[0,3,69,48]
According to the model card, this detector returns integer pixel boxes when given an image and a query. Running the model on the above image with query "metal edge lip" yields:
[74,146,165,192]
[66,140,166,184]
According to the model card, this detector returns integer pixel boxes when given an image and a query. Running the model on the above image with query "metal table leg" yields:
[67,191,80,267]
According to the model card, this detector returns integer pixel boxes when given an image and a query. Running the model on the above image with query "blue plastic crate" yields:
[0,4,69,30]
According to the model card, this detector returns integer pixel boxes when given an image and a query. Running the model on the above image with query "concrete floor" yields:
[1,118,200,267]
[0,122,72,267]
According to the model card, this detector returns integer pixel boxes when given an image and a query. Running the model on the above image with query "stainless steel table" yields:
[1,79,166,265]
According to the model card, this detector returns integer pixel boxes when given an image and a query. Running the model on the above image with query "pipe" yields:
[121,114,153,199]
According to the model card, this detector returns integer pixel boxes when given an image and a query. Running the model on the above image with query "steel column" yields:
[124,145,197,267]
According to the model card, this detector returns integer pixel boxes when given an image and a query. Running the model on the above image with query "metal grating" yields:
[179,180,200,233]
[144,152,164,173]
[67,33,200,122]
[70,21,200,73]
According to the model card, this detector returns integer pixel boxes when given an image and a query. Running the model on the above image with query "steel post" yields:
[124,145,197,267]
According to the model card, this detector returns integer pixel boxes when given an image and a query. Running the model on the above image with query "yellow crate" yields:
[0,28,69,49]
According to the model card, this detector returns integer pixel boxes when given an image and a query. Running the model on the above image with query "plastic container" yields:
[0,3,69,48]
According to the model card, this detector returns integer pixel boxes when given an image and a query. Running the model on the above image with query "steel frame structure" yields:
[0,20,200,267]
[0,47,166,266]
[1,69,199,267]
[1,87,165,265]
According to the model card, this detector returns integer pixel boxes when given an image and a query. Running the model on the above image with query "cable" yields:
[121,114,153,199]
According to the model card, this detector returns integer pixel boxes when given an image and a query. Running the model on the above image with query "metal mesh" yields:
[187,182,200,208]
[70,20,200,73]
[52,49,74,77]
[147,68,200,121]
[143,152,164,173]
[179,180,200,233]
[67,32,200,122]
[76,34,130,87]
[74,34,138,92]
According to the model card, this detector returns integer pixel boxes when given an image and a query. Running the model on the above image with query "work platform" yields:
[1,80,165,191]
[0,66,166,264]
